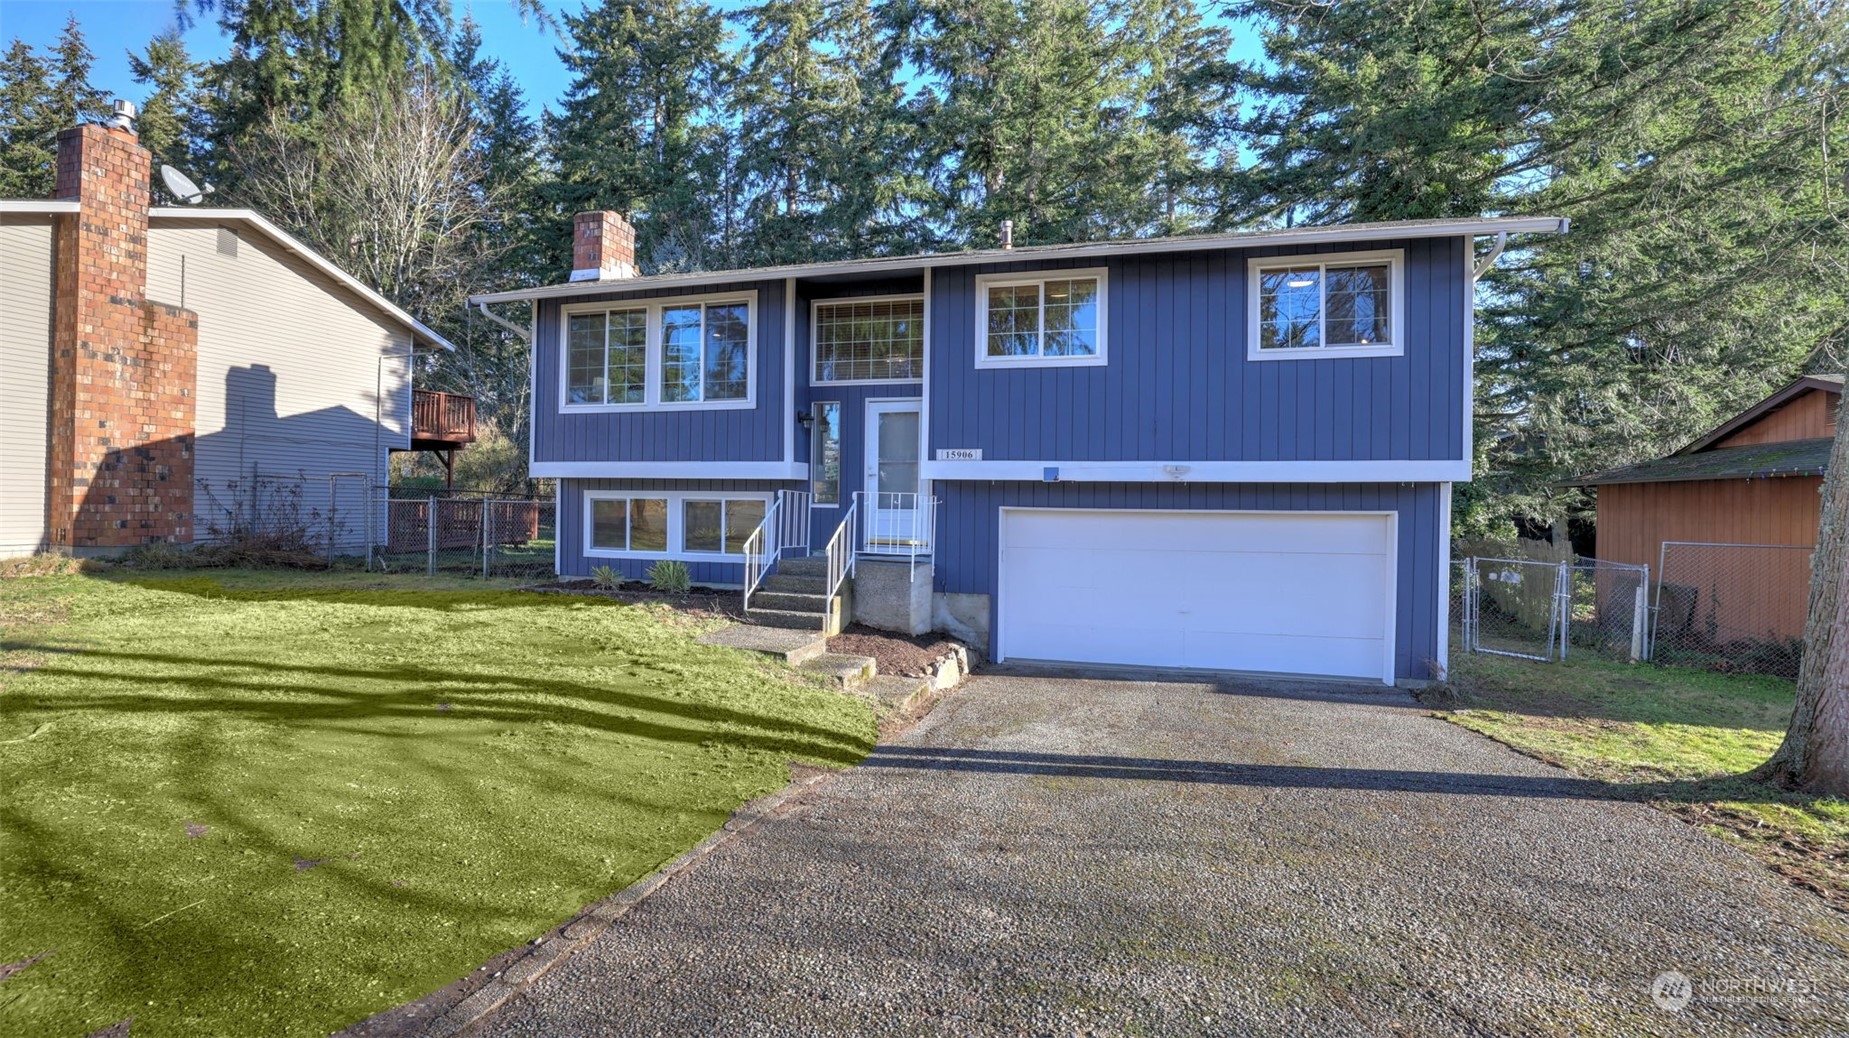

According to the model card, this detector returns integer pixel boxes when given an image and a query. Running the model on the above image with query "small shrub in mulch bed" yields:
[829,624,961,677]
[521,578,745,618]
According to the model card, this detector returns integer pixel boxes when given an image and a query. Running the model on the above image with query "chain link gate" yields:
[1455,555,1650,664]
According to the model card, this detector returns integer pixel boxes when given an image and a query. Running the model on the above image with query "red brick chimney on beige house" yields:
[570,210,638,282]
[46,109,199,551]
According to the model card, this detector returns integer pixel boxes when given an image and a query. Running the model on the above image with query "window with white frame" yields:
[813,297,923,382]
[584,490,773,559]
[681,498,767,554]
[810,401,841,505]
[1248,251,1403,360]
[975,269,1107,367]
[588,496,669,554]
[561,293,755,410]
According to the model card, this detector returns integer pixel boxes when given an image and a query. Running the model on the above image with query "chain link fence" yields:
[1652,541,1811,677]
[193,475,554,580]
[1451,541,1650,666]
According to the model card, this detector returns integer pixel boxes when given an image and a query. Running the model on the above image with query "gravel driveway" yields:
[474,669,1849,1037]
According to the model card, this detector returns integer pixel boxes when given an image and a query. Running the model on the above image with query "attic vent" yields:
[216,227,238,257]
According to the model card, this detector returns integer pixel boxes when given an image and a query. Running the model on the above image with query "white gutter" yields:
[1471,231,1510,281]
[474,299,531,342]
[0,199,80,213]
[468,216,1571,305]
[147,207,458,351]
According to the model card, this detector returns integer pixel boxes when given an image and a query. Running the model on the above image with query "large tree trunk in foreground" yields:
[1755,370,1849,795]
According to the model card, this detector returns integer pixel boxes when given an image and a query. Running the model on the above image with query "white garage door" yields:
[998,509,1396,683]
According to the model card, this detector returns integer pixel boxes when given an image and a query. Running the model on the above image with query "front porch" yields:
[743,489,937,636]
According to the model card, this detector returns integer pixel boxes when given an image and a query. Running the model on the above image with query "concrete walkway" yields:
[474,670,1849,1037]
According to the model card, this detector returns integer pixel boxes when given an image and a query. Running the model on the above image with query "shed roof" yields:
[1675,374,1842,455]
[1564,437,1832,487]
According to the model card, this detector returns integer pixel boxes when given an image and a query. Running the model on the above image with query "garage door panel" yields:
[1001,509,1394,682]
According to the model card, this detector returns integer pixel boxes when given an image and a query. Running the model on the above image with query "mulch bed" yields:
[520,579,745,619]
[828,624,960,677]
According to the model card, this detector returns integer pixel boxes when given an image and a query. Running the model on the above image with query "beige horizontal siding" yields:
[0,215,54,558]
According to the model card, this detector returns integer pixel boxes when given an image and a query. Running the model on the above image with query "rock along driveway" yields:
[474,669,1849,1037]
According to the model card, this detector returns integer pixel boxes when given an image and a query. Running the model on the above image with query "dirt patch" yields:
[84,1019,132,1038]
[829,625,959,677]
[521,580,744,620]
[183,822,209,840]
[0,950,50,983]
[1664,801,1848,909]
[293,856,329,872]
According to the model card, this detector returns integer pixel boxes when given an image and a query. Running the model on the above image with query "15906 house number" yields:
[936,448,982,461]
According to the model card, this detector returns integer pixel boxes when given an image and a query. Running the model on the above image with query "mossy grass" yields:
[1442,653,1846,901]
[0,569,876,1036]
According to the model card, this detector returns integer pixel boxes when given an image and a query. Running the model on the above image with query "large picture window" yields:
[682,498,767,554]
[813,297,924,383]
[974,269,1107,368]
[588,497,669,553]
[1248,251,1403,360]
[584,490,772,560]
[560,293,756,411]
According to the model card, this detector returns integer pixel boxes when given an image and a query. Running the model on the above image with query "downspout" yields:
[1471,231,1508,282]
[474,299,532,342]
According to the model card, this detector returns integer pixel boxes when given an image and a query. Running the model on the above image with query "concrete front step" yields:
[696,624,828,666]
[799,653,877,689]
[774,555,830,577]
[752,590,831,613]
[749,608,840,635]
[863,674,933,714]
[761,572,828,595]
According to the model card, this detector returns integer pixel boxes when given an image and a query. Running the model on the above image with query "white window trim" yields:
[1247,249,1404,361]
[560,290,759,413]
[973,267,1109,369]
[582,489,775,561]
[809,399,843,508]
[809,293,926,386]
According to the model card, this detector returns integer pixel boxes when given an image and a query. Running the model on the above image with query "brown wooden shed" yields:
[1567,375,1839,643]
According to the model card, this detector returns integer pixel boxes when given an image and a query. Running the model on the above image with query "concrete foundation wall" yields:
[853,559,932,635]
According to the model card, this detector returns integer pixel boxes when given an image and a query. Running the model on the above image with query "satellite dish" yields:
[160,164,213,205]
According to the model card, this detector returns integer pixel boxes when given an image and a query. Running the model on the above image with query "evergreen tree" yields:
[546,0,734,274]
[130,29,208,185]
[0,38,57,197]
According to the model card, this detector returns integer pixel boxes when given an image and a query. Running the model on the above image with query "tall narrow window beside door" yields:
[811,401,842,505]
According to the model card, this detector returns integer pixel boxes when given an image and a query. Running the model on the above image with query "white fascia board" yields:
[532,461,810,480]
[920,459,1471,483]
[147,207,457,352]
[468,216,1571,305]
[0,199,80,213]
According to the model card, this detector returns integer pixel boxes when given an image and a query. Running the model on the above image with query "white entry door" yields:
[863,399,925,552]
[998,509,1397,683]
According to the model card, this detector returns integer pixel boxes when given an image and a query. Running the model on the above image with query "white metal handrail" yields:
[743,490,813,611]
[855,491,938,578]
[823,496,859,625]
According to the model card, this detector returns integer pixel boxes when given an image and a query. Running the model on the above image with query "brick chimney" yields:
[46,104,198,552]
[570,210,637,281]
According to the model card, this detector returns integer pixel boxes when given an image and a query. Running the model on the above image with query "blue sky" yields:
[0,1,1266,122]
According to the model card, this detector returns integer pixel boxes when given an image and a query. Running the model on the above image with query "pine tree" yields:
[0,38,57,197]
[546,0,734,274]
[130,30,208,186]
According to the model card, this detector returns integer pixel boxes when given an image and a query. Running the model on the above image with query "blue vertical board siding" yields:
[925,237,1466,463]
[933,481,1444,681]
[531,279,788,464]
[555,477,801,584]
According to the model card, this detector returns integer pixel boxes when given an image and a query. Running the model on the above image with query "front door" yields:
[863,398,925,552]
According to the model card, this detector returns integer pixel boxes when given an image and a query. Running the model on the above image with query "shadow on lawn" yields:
[0,644,871,765]
[861,745,1804,809]
[105,574,598,613]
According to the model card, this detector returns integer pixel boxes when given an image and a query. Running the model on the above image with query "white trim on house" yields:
[1462,237,1476,469]
[582,488,776,562]
[994,506,1400,685]
[783,277,796,466]
[973,267,1109,369]
[921,458,1470,483]
[1246,248,1405,362]
[809,292,927,386]
[469,216,1569,305]
[1437,481,1453,678]
[534,461,809,479]
[0,199,80,213]
[920,267,934,485]
[557,290,759,413]
[147,208,454,350]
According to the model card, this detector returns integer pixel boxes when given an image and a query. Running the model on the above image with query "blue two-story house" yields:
[470,212,1567,685]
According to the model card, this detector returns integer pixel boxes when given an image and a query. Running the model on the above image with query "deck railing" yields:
[855,491,938,578]
[412,390,476,444]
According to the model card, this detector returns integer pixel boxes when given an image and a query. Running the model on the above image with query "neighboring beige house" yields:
[0,109,469,558]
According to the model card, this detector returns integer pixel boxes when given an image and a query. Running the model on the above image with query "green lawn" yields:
[1440,653,1848,904]
[0,568,876,1037]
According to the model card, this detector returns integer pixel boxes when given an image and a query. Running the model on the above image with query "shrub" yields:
[590,564,623,589]
[0,553,89,579]
[646,559,691,593]
[118,541,196,570]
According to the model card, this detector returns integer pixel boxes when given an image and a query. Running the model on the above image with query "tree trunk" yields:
[1754,369,1849,795]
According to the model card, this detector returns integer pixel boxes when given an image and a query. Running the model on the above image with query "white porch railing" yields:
[823,495,859,622]
[855,491,938,578]
[742,489,813,611]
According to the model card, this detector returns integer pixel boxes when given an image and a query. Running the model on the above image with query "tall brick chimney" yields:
[570,210,637,282]
[46,104,198,552]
